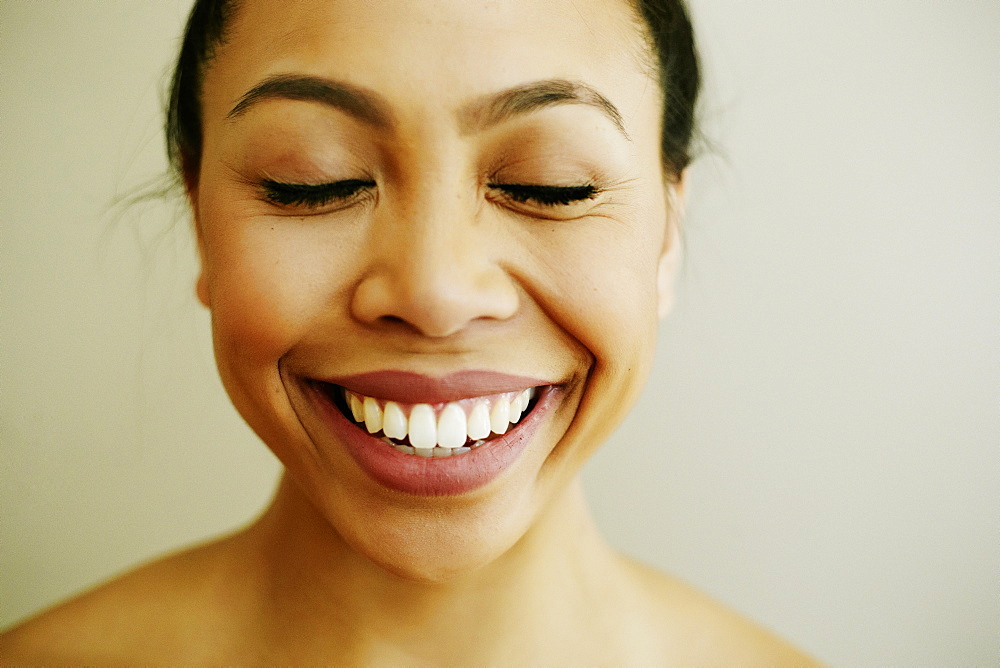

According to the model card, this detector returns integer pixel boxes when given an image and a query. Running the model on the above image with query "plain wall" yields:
[1,1,997,663]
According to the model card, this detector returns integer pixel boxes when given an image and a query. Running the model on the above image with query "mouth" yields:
[304,370,557,496]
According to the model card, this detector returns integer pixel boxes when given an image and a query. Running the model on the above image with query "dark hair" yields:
[631,0,701,179]
[166,0,699,184]
[165,0,241,184]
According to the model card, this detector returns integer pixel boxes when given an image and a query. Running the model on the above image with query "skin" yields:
[1,0,818,663]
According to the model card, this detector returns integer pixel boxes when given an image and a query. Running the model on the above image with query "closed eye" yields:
[261,179,376,209]
[488,183,599,207]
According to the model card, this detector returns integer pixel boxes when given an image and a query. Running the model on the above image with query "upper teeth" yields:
[344,387,537,453]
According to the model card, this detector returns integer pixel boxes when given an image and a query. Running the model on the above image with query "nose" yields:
[351,195,519,338]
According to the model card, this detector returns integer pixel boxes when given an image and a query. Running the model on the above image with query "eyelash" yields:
[261,179,375,208]
[487,183,599,207]
[259,180,599,210]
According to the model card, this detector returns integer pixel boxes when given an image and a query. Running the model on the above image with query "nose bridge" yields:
[387,193,471,297]
[393,186,466,271]
[352,181,518,337]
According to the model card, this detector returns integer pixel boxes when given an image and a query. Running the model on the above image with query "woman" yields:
[2,0,815,663]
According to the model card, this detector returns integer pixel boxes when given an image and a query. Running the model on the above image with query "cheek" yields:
[197,207,356,373]
[522,217,664,467]
[533,223,662,370]
[204,236,307,362]
[195,200,370,464]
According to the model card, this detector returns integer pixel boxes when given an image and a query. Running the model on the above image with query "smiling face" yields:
[192,0,676,579]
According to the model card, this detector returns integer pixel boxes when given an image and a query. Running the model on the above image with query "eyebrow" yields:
[226,74,628,139]
[226,74,393,127]
[462,79,629,139]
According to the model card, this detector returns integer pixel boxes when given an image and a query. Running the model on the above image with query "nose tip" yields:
[351,229,519,338]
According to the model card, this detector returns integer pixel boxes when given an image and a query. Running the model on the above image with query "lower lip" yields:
[308,383,557,496]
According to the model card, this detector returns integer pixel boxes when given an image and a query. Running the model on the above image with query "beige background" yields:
[2,1,997,663]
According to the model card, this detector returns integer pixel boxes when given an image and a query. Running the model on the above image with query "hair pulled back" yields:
[166,0,699,184]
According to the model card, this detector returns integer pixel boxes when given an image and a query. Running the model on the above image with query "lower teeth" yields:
[380,437,486,457]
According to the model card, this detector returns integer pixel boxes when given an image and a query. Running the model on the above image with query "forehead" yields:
[202,0,656,130]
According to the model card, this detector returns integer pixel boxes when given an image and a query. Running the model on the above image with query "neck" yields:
[243,472,618,663]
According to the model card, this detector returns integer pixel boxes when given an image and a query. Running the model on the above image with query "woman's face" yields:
[194,0,675,579]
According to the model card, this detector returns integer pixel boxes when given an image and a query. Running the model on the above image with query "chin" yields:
[326,483,540,584]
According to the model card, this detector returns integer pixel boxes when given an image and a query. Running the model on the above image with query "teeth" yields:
[408,404,437,449]
[363,396,382,434]
[490,397,511,435]
[341,387,543,455]
[518,388,536,423]
[467,401,491,440]
[437,403,467,449]
[348,392,365,422]
[510,401,523,424]
[382,401,407,440]
[510,388,533,423]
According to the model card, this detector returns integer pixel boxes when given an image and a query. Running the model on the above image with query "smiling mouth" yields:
[320,384,541,458]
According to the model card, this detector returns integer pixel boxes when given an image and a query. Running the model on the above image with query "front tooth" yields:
[408,404,437,449]
[490,397,510,435]
[467,401,491,440]
[437,403,467,449]
[382,402,407,440]
[348,392,365,422]
[363,396,382,434]
[414,447,434,458]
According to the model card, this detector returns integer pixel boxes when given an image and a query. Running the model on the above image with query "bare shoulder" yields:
[0,532,259,664]
[615,555,822,666]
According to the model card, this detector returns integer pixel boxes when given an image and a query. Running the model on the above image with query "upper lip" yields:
[318,370,551,405]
